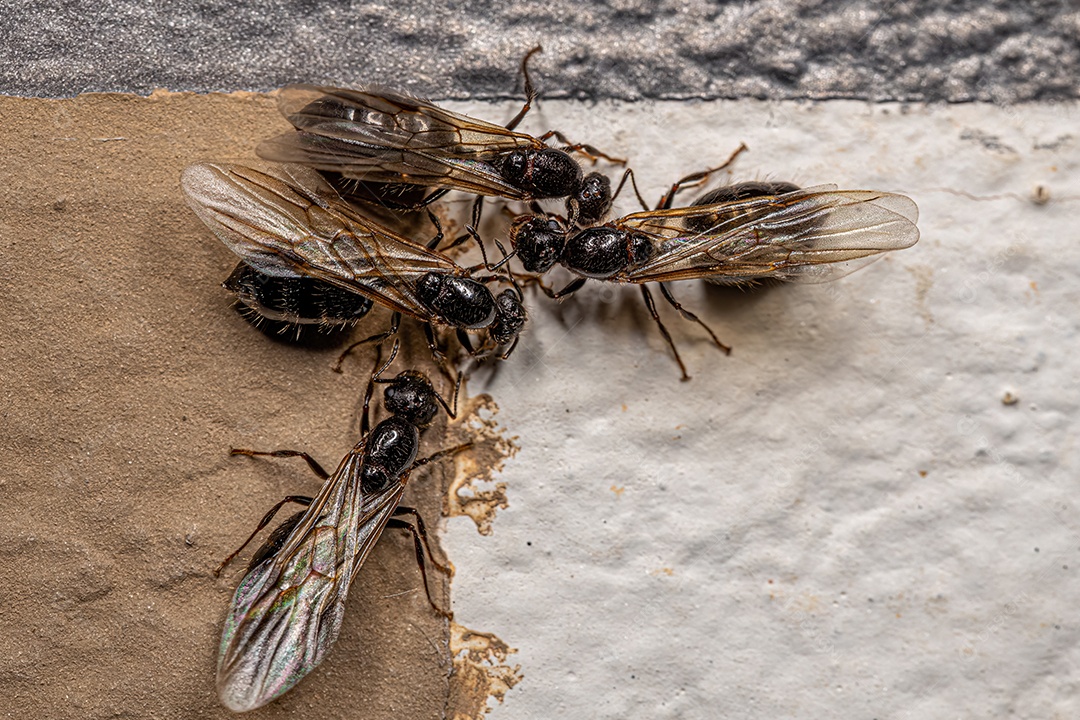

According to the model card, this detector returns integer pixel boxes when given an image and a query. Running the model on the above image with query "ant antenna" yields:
[505,46,543,131]
[655,142,748,210]
[373,339,400,382]
[433,371,462,420]
[361,342,388,436]
[608,168,649,212]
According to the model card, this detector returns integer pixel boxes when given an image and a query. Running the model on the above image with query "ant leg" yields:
[468,196,514,271]
[658,283,732,356]
[230,448,332,479]
[551,277,587,299]
[424,210,445,250]
[538,129,626,165]
[470,226,495,270]
[214,493,314,576]
[333,312,401,373]
[466,246,515,273]
[415,188,449,209]
[385,515,452,619]
[446,197,501,270]
[500,335,521,360]
[412,442,473,470]
[392,506,452,575]
[515,273,557,297]
[640,285,691,382]
[655,142,749,210]
[381,188,450,212]
[439,195,489,256]
[423,367,462,420]
[505,46,542,131]
[471,191,486,229]
[424,324,456,385]
[456,327,479,357]
[423,322,448,365]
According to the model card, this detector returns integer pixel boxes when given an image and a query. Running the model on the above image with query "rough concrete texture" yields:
[2,0,1078,102]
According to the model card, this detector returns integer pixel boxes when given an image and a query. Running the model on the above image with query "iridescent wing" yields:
[182,162,460,319]
[216,441,405,712]
[616,186,920,284]
[256,85,542,198]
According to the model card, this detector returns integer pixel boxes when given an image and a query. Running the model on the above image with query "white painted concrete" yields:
[444,99,1080,719]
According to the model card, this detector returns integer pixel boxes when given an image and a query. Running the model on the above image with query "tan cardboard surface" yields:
[0,91,465,718]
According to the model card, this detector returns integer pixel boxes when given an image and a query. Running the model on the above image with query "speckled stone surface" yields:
[3,0,1078,101]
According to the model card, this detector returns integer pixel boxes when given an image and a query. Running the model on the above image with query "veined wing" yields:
[277,85,540,154]
[618,186,920,284]
[216,442,405,712]
[256,84,540,198]
[182,162,460,318]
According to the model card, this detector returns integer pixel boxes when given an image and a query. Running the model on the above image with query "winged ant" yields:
[214,341,468,712]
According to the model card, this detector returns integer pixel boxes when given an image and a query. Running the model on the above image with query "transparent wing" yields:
[256,84,540,198]
[181,162,460,318]
[618,186,920,284]
[216,445,405,712]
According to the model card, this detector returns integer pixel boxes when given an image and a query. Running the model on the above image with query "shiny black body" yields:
[498,148,583,199]
[415,274,498,330]
[215,350,465,710]
[505,180,807,381]
[360,416,420,494]
[513,181,805,281]
[224,262,374,332]
[511,219,653,280]
[504,174,921,381]
[182,162,526,356]
[224,362,456,577]
[285,93,586,201]
[561,227,654,280]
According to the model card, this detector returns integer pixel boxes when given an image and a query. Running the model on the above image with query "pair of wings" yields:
[182,162,461,320]
[216,441,407,712]
[257,85,544,199]
[611,185,920,284]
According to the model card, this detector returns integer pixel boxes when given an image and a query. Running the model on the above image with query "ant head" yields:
[570,172,612,226]
[501,149,583,199]
[489,288,528,346]
[510,214,567,274]
[382,371,442,427]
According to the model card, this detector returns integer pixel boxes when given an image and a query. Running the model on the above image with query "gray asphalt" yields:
[3,0,1075,101]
